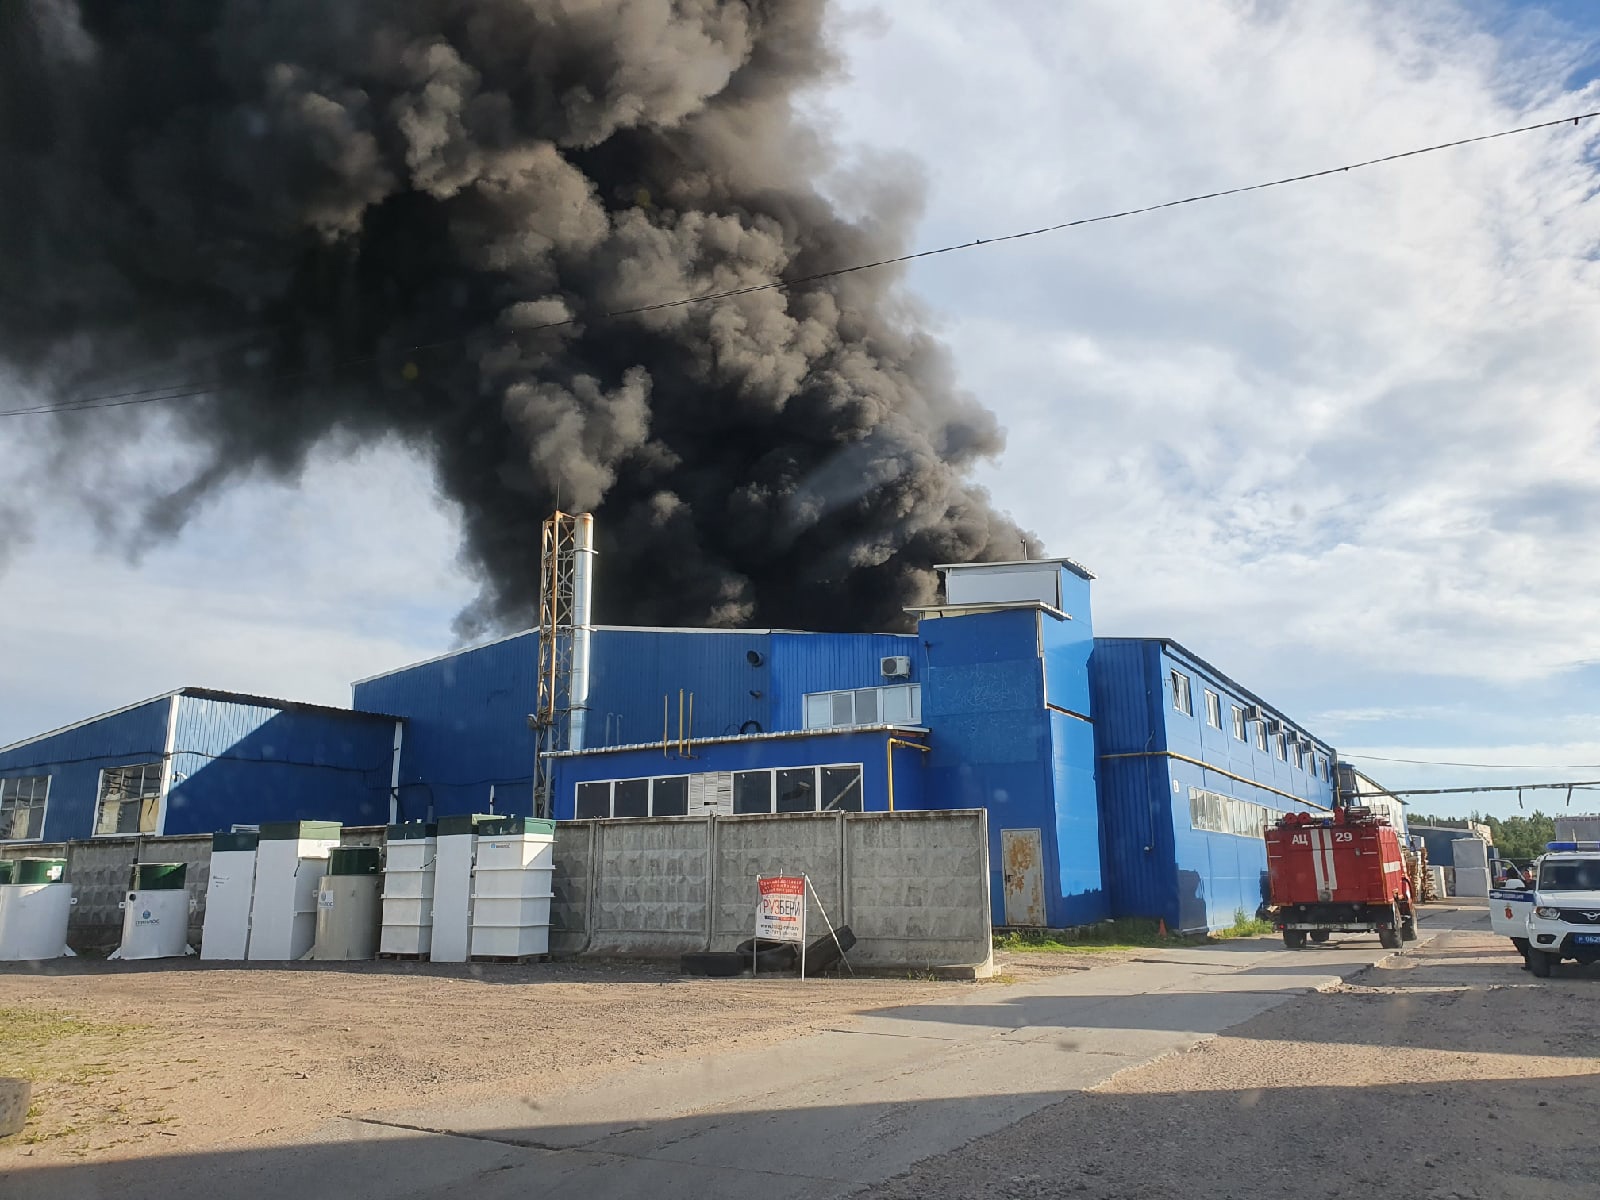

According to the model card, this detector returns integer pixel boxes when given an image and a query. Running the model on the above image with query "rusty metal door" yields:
[1002,828,1046,926]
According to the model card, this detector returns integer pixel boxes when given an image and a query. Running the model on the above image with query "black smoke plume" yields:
[1,0,1036,633]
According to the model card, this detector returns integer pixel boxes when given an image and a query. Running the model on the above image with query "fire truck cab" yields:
[1490,842,1600,978]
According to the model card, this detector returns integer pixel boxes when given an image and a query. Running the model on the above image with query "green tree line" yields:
[1408,811,1556,862]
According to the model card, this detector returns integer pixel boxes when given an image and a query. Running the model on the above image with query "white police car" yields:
[1490,842,1600,977]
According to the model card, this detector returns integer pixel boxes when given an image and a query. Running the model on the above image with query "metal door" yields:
[1002,828,1046,926]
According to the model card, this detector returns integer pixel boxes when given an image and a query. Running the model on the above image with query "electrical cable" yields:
[4,108,1597,421]
[1344,751,1600,769]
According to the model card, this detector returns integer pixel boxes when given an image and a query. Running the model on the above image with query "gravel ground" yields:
[0,945,1117,1165]
[865,913,1600,1200]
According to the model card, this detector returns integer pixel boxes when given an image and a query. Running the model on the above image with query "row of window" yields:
[1188,787,1276,840]
[802,685,921,731]
[1,763,165,843]
[1170,670,1328,779]
[575,764,865,820]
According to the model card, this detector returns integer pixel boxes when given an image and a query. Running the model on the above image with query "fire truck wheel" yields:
[1528,949,1555,978]
[1309,931,1330,944]
[1401,918,1419,942]
[1282,929,1307,949]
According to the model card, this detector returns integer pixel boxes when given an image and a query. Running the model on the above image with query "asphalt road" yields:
[15,912,1468,1200]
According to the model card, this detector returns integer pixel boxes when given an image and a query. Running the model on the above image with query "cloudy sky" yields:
[6,0,1600,818]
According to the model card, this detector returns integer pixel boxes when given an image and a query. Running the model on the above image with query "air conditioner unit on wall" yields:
[881,655,912,678]
[1244,705,1266,723]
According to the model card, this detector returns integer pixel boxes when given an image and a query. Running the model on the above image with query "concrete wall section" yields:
[554,810,992,972]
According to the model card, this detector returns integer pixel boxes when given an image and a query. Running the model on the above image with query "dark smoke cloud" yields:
[1,0,1038,634]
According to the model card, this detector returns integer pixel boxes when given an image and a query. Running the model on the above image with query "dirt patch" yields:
[0,949,1112,1165]
[867,920,1600,1199]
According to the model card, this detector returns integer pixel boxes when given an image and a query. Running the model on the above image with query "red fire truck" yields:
[1265,806,1417,949]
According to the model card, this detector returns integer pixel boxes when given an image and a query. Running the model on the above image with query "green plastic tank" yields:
[14,859,66,885]
[130,862,187,890]
[327,846,381,876]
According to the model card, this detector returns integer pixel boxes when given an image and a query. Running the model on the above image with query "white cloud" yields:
[821,0,1600,684]
[0,436,474,744]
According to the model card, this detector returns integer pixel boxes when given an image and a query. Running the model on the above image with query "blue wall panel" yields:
[549,728,922,817]
[353,633,540,820]
[1049,712,1108,924]
[586,629,771,746]
[920,608,1100,927]
[1089,640,1172,920]
[767,632,920,731]
[0,698,172,842]
[166,696,394,834]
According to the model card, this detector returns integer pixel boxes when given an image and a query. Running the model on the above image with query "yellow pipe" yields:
[662,694,669,758]
[885,737,930,812]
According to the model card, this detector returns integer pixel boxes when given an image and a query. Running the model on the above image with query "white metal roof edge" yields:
[0,689,181,758]
[934,557,1096,580]
[907,601,1070,621]
[350,627,538,686]
[547,723,929,758]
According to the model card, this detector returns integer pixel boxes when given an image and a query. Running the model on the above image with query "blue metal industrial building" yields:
[0,688,398,842]
[0,554,1346,933]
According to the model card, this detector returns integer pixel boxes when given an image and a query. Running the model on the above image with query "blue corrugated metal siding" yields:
[353,633,539,819]
[921,607,1102,927]
[767,632,920,731]
[1049,711,1107,924]
[1089,640,1175,922]
[0,698,172,842]
[166,696,393,833]
[1091,638,1337,931]
[586,629,772,745]
[550,727,921,816]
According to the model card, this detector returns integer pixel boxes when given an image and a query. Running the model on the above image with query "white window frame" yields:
[730,762,867,815]
[93,762,164,837]
[1230,705,1247,741]
[0,774,50,841]
[802,685,921,731]
[1274,730,1288,762]
[1254,720,1268,752]
[1170,670,1192,716]
[1189,787,1275,840]
[1204,689,1222,730]
[573,774,695,820]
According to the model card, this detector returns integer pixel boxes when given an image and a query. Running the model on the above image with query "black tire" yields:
[1401,918,1419,943]
[1309,930,1331,944]
[1528,949,1555,978]
[680,951,748,977]
[802,925,856,974]
[1283,929,1307,949]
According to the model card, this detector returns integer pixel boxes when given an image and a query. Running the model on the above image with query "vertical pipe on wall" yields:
[662,694,669,757]
[154,692,181,836]
[389,719,404,824]
[568,512,597,752]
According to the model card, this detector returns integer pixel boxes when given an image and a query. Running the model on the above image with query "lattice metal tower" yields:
[531,511,595,817]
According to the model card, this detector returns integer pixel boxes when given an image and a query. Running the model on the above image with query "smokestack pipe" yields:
[569,512,597,752]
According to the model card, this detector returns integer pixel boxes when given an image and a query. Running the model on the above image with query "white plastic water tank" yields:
[380,823,436,957]
[0,858,74,961]
[247,821,340,960]
[200,832,259,961]
[311,847,383,960]
[431,814,492,963]
[109,863,193,960]
[470,818,555,960]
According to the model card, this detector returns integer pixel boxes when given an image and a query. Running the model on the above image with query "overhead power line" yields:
[1381,779,1600,797]
[1344,752,1600,770]
[4,107,1598,421]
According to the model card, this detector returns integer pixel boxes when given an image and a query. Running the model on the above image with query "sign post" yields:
[755,875,807,978]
